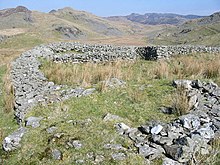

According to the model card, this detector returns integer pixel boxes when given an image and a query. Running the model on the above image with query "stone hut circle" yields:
[2,42,220,164]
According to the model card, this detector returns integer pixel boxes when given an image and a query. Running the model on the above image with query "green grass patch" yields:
[0,33,44,49]
[0,65,19,162]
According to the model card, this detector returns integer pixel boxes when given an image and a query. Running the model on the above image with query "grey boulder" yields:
[52,149,62,160]
[3,127,27,151]
[111,152,126,161]
[25,116,43,128]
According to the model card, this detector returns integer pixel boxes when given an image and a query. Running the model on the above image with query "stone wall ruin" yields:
[136,45,220,60]
[2,42,220,164]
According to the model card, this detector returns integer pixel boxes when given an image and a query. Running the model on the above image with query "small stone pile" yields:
[115,79,220,164]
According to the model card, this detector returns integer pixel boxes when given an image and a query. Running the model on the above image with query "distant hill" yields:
[0,6,166,46]
[0,6,33,29]
[50,7,125,37]
[196,12,220,25]
[152,11,220,46]
[107,13,203,25]
[1,6,220,47]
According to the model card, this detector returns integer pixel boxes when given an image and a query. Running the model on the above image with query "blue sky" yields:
[0,0,219,16]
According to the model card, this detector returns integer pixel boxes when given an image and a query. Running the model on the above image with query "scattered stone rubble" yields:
[115,79,220,164]
[2,42,220,164]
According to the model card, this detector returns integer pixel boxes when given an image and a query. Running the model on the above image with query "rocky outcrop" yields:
[0,6,33,22]
[53,25,85,39]
[116,80,220,164]
[0,6,31,17]
[0,6,33,29]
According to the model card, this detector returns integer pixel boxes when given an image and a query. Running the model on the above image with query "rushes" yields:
[172,86,190,116]
[150,53,220,82]
[41,60,133,88]
[153,60,170,79]
[203,59,220,78]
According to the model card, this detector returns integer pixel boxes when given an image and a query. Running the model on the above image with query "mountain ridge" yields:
[0,6,165,46]
[152,11,220,46]
[0,6,220,46]
[107,12,203,25]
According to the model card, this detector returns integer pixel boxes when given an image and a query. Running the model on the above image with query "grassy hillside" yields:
[152,12,220,46]
[1,6,220,47]
[0,6,166,46]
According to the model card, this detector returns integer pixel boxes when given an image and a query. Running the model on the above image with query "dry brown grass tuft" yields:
[148,53,220,82]
[0,50,23,66]
[152,60,170,79]
[42,60,134,88]
[2,64,14,113]
[203,59,220,79]
[172,86,190,116]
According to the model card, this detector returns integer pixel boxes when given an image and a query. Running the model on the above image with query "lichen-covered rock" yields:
[66,140,83,149]
[138,144,164,160]
[105,78,126,88]
[25,116,43,128]
[52,149,62,160]
[46,126,57,134]
[115,123,131,135]
[3,127,27,151]
[103,113,122,121]
[151,124,163,135]
[111,152,126,161]
[173,80,192,89]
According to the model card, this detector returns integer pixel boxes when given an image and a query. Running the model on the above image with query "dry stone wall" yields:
[11,42,136,124]
[3,42,136,152]
[136,45,220,60]
[3,42,220,164]
[116,79,220,164]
